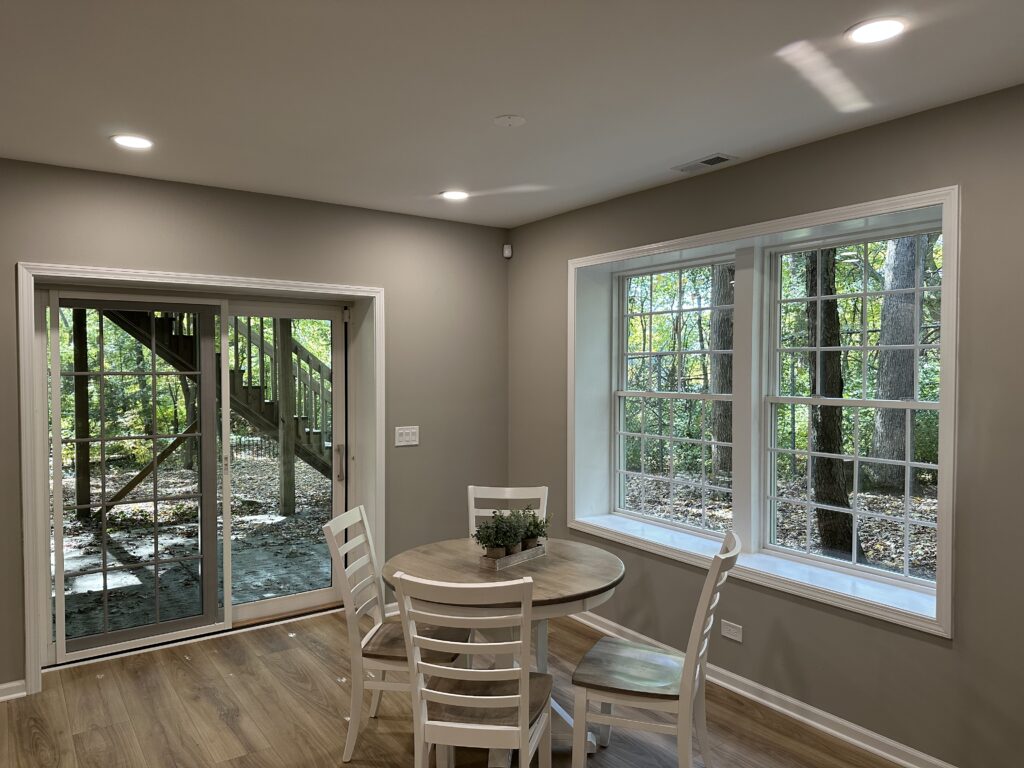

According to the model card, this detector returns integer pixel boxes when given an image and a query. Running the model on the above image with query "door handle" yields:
[336,443,345,482]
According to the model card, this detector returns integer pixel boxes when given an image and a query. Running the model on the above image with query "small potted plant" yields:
[521,509,548,549]
[473,516,506,559]
[497,511,527,555]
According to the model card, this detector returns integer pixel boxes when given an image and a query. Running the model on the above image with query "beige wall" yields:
[508,85,1024,767]
[0,159,509,686]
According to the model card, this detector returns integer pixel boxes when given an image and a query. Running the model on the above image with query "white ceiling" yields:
[1,1,1022,228]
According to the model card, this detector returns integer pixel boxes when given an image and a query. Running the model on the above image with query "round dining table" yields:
[382,537,625,765]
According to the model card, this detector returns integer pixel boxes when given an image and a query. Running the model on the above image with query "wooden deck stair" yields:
[105,309,334,480]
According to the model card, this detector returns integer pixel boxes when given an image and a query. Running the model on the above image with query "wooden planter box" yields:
[479,544,546,571]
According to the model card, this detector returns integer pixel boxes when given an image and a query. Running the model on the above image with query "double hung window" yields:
[617,262,735,533]
[572,189,957,633]
[766,235,942,582]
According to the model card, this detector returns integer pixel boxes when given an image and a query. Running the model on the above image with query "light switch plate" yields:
[395,426,420,446]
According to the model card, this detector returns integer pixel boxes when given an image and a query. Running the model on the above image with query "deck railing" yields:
[229,316,332,450]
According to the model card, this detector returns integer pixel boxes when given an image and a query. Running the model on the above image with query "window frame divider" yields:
[731,246,760,553]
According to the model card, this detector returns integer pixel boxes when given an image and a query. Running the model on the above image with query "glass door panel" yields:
[52,301,219,654]
[227,309,343,615]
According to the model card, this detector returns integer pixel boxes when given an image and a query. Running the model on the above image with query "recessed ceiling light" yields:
[111,134,154,150]
[847,18,905,44]
[493,114,526,128]
[441,190,469,201]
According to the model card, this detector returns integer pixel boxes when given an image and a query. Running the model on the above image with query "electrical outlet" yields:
[721,620,743,643]
[395,426,420,446]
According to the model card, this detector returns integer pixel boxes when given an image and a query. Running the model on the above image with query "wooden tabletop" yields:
[382,538,625,607]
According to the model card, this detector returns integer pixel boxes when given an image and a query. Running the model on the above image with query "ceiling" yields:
[1,1,1022,229]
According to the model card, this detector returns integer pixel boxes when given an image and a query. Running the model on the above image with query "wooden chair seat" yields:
[572,636,684,700]
[362,615,469,664]
[427,672,554,727]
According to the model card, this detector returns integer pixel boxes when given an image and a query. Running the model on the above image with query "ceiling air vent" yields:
[672,153,738,176]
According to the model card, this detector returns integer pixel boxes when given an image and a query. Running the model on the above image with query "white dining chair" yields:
[394,571,553,768]
[466,485,549,536]
[322,506,469,762]
[569,532,741,768]
[466,485,551,669]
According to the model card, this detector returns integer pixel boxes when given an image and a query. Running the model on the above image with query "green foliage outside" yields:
[620,232,943,579]
[291,318,332,364]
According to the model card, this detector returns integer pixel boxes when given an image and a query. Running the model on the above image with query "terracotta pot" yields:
[523,537,539,550]
[485,546,506,559]
[507,542,523,555]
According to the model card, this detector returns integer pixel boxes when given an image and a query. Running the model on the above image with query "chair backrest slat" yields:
[354,594,380,620]
[417,661,521,682]
[467,485,549,535]
[345,553,372,579]
[395,571,535,753]
[349,572,377,602]
[407,608,523,630]
[413,633,521,658]
[422,690,521,709]
[336,532,368,558]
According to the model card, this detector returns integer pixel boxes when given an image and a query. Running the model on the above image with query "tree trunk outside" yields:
[277,318,296,516]
[710,264,734,474]
[180,373,197,471]
[807,250,861,560]
[73,308,93,523]
[696,293,708,392]
[869,236,926,490]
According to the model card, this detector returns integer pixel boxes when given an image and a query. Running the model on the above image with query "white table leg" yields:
[535,619,549,672]
[595,702,612,747]
[488,748,513,768]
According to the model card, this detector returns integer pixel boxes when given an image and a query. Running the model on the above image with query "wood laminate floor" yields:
[1,613,900,768]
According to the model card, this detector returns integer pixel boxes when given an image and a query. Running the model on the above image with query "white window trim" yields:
[567,187,958,638]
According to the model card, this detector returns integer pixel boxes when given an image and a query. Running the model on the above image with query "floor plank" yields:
[72,722,147,768]
[112,652,216,768]
[11,612,903,768]
[214,746,288,768]
[256,645,349,726]
[59,659,131,735]
[159,643,270,763]
[205,630,350,768]
[284,611,354,681]
[7,680,78,768]
[0,698,13,766]
[239,621,305,657]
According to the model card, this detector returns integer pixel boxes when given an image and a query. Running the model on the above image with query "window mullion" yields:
[729,247,759,552]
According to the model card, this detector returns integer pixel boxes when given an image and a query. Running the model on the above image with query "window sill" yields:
[570,514,948,637]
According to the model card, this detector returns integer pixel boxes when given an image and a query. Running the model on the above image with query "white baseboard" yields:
[0,679,27,702]
[572,612,958,768]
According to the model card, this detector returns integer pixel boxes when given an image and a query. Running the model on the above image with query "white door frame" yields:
[17,263,386,694]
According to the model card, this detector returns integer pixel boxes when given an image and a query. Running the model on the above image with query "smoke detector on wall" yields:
[671,153,739,176]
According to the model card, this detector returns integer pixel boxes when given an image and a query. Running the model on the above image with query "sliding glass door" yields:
[48,294,347,662]
[226,304,345,622]
[52,299,220,657]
